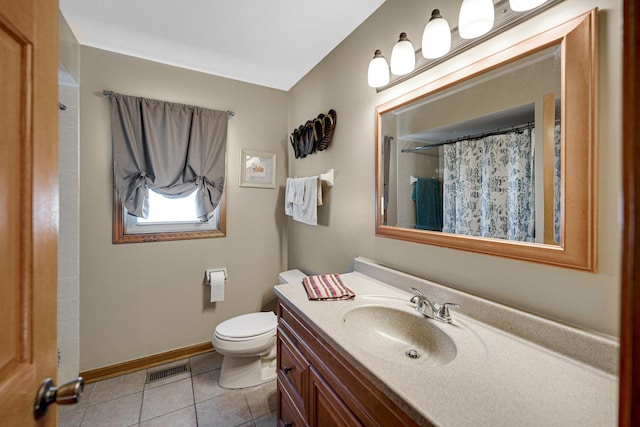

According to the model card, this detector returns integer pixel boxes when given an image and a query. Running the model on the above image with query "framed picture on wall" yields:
[239,149,276,188]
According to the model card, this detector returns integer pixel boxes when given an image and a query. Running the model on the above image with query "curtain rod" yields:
[102,90,235,117]
[400,121,541,153]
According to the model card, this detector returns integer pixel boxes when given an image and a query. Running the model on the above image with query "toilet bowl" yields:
[212,269,306,389]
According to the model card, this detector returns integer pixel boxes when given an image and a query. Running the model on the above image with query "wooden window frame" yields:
[112,181,227,244]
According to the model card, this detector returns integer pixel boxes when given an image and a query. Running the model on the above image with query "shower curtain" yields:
[443,129,535,242]
[553,124,561,244]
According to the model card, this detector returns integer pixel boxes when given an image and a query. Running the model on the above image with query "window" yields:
[113,188,226,243]
[125,189,220,232]
[107,92,228,244]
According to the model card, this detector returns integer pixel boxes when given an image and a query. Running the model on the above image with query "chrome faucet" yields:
[409,287,460,324]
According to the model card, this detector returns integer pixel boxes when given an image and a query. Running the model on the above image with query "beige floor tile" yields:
[253,412,277,427]
[190,351,223,376]
[77,382,96,410]
[140,377,194,421]
[243,380,277,419]
[81,392,142,426]
[196,391,252,427]
[89,371,146,404]
[139,405,197,427]
[192,369,232,403]
[58,405,86,427]
[75,357,275,426]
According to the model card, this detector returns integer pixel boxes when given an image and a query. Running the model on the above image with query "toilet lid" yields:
[216,311,277,339]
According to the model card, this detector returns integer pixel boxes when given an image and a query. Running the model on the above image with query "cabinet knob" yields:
[283,366,292,374]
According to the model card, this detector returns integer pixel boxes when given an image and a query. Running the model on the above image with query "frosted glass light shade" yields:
[368,50,390,88]
[422,9,451,59]
[458,0,495,39]
[509,0,548,11]
[390,33,416,75]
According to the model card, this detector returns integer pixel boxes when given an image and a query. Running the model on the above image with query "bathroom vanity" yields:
[277,298,417,426]
[274,257,617,426]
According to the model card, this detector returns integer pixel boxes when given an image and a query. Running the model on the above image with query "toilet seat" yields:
[215,312,276,342]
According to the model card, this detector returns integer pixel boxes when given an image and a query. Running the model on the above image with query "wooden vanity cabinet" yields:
[309,367,362,426]
[277,299,421,427]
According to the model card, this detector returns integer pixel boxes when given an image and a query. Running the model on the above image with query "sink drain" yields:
[405,349,421,359]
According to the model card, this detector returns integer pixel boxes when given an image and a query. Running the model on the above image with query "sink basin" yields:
[340,300,457,366]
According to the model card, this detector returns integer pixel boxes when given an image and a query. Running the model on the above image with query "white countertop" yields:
[275,271,617,426]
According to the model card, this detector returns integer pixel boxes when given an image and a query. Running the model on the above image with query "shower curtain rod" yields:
[401,120,546,153]
[102,90,235,117]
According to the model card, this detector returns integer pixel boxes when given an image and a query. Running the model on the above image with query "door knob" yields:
[34,377,84,419]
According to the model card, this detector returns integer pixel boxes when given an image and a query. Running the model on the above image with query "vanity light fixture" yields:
[509,0,550,11]
[459,0,495,39]
[390,32,416,75]
[422,9,452,59]
[367,0,563,90]
[368,50,390,88]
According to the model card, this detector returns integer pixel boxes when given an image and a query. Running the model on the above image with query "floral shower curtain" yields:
[442,129,535,241]
[553,124,561,244]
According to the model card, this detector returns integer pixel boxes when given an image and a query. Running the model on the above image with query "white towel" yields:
[285,176,323,225]
[291,178,305,205]
[293,176,318,225]
[285,178,295,216]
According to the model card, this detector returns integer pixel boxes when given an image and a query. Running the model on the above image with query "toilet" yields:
[212,269,306,389]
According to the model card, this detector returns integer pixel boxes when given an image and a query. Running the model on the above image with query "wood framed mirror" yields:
[375,9,597,272]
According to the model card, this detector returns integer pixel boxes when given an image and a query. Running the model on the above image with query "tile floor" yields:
[59,352,277,427]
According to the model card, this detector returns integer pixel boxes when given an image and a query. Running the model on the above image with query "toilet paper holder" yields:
[206,268,228,283]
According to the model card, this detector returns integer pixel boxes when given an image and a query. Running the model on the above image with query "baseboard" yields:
[80,342,214,383]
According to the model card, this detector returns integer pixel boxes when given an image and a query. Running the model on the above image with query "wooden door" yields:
[621,1,640,425]
[0,0,59,425]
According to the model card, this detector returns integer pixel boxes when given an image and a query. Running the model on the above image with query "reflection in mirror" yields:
[375,10,597,271]
[381,45,562,245]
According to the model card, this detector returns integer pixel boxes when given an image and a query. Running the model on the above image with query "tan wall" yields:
[287,0,622,337]
[79,47,288,370]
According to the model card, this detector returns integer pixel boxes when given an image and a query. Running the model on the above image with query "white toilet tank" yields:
[278,269,306,285]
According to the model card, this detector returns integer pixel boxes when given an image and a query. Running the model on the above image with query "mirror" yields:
[375,10,597,271]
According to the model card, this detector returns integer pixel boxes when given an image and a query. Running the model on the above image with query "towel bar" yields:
[320,169,334,187]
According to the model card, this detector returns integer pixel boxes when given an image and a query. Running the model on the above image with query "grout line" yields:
[137,366,151,426]
[190,357,200,426]
[78,405,87,427]
[242,388,255,421]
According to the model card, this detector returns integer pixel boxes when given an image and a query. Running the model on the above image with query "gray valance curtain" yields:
[108,93,228,221]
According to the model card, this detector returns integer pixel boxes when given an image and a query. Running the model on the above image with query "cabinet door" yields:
[278,378,308,427]
[309,367,362,427]
[278,330,309,413]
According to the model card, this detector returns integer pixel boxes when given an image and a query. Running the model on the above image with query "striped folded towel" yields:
[302,274,355,301]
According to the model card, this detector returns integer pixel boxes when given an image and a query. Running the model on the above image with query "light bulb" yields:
[390,33,416,75]
[459,0,495,39]
[509,0,549,11]
[367,50,390,88]
[422,9,451,59]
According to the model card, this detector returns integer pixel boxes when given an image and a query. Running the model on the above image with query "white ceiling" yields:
[59,0,385,91]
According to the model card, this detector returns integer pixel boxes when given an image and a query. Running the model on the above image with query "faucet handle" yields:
[434,303,460,323]
[409,287,425,304]
[409,287,423,296]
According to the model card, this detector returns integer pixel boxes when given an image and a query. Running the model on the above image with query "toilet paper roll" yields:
[209,271,225,302]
